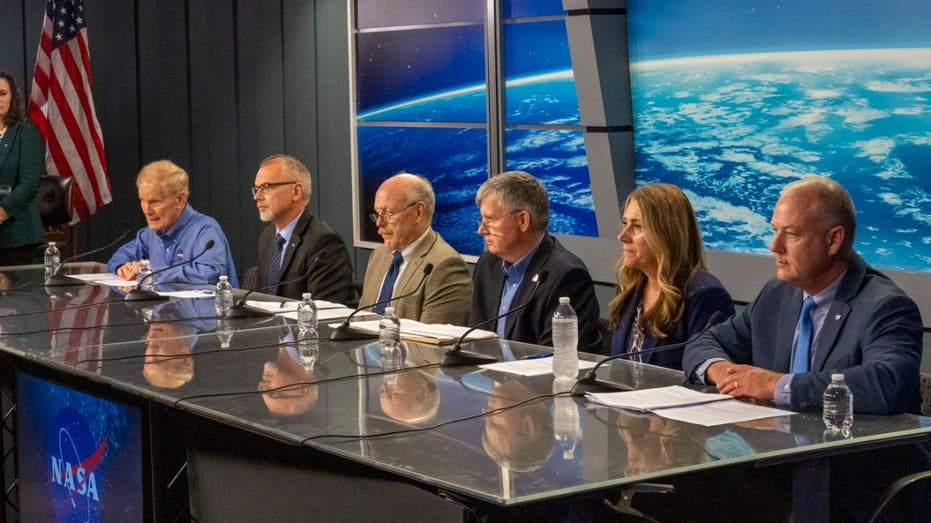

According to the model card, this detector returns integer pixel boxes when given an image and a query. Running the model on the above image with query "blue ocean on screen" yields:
[631,49,931,272]
[358,72,598,257]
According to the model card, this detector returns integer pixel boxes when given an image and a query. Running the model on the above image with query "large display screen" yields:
[16,371,145,522]
[628,0,931,272]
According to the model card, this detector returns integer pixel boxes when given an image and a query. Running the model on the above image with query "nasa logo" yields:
[47,407,106,521]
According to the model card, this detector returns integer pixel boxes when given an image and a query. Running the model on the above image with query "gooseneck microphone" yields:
[442,271,549,367]
[329,263,434,341]
[124,240,216,302]
[576,311,726,391]
[226,252,327,318]
[45,230,132,287]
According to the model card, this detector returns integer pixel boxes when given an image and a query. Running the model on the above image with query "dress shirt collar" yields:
[157,204,195,241]
[499,233,543,278]
[398,227,432,261]
[276,208,304,246]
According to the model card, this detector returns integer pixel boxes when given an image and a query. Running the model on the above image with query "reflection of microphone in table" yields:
[576,311,726,391]
[226,252,327,318]
[124,240,215,302]
[329,263,434,341]
[44,230,132,287]
[442,271,549,367]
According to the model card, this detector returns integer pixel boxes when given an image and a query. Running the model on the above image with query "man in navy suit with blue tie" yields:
[683,176,922,414]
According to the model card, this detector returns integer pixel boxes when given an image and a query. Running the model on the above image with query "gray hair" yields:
[392,172,435,219]
[261,154,312,199]
[137,160,189,197]
[782,176,856,252]
[475,171,549,231]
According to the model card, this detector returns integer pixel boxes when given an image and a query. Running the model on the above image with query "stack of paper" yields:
[586,386,795,426]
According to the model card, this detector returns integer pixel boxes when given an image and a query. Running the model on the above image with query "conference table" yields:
[1,263,929,522]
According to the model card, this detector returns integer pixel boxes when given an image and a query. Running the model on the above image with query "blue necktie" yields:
[266,234,287,295]
[374,251,403,314]
[791,297,817,373]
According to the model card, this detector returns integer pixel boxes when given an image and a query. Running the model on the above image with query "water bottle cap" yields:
[302,292,313,300]
[559,296,570,303]
[219,275,228,281]
[831,373,844,381]
[384,306,395,315]
[48,242,56,246]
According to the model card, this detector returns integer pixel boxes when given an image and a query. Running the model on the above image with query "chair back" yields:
[920,372,931,416]
[37,175,74,227]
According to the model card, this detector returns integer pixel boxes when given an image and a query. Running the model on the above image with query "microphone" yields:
[45,230,132,286]
[226,252,327,318]
[329,262,434,341]
[576,311,726,391]
[442,271,549,367]
[124,240,216,302]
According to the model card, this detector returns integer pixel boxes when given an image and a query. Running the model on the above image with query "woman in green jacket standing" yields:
[0,69,45,266]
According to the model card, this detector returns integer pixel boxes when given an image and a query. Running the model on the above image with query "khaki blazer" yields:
[360,230,471,325]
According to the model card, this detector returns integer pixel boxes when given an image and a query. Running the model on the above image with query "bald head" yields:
[373,173,435,251]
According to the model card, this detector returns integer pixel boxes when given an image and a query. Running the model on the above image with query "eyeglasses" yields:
[251,181,296,196]
[368,201,419,224]
[477,209,522,229]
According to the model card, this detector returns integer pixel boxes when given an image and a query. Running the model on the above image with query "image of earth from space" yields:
[357,72,598,257]
[631,48,931,272]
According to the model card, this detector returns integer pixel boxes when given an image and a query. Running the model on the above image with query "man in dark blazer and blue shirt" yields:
[470,171,600,351]
[684,176,922,414]
[253,155,355,304]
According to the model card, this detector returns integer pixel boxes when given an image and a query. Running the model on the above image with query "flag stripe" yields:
[28,0,111,222]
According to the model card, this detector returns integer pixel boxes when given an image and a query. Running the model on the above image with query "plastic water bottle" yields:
[297,292,318,333]
[553,378,582,460]
[137,260,153,291]
[44,241,60,278]
[379,306,401,350]
[216,317,234,348]
[823,373,854,435]
[298,328,319,370]
[552,297,579,379]
[215,275,234,315]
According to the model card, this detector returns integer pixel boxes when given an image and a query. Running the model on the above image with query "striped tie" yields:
[266,234,287,295]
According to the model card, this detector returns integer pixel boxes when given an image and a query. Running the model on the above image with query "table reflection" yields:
[259,346,318,417]
[483,380,554,473]
[142,299,216,389]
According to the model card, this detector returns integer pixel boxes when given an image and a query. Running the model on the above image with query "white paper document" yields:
[282,307,361,322]
[244,299,347,313]
[65,272,138,287]
[479,358,598,377]
[585,385,795,426]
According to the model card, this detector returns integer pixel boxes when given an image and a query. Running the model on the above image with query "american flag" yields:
[28,0,111,222]
[48,266,111,374]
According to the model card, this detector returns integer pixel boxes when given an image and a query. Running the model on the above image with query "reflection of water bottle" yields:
[215,275,233,315]
[137,260,153,291]
[381,339,404,385]
[823,373,853,436]
[553,378,582,460]
[297,292,318,333]
[216,317,234,348]
[44,241,61,279]
[298,328,319,370]
[379,306,401,350]
[552,297,579,379]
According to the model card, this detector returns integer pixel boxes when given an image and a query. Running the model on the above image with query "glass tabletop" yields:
[2,265,929,505]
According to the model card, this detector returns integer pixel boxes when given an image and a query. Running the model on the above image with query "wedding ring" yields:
[734,380,739,389]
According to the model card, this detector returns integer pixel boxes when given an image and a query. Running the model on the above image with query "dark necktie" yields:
[266,234,287,295]
[791,297,817,373]
[374,251,403,314]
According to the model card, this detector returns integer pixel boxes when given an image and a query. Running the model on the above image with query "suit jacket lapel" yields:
[280,211,311,275]
[0,123,19,173]
[398,230,437,293]
[505,234,553,339]
[812,254,865,370]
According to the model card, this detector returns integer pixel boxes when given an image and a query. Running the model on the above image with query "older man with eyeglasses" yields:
[470,171,600,351]
[252,154,355,303]
[359,173,471,325]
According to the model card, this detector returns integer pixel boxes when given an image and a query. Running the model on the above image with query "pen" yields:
[521,352,553,360]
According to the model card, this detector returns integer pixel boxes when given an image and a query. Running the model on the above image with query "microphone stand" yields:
[575,311,726,391]
[225,253,326,318]
[45,230,132,287]
[329,263,434,341]
[124,240,216,302]
[442,271,548,367]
